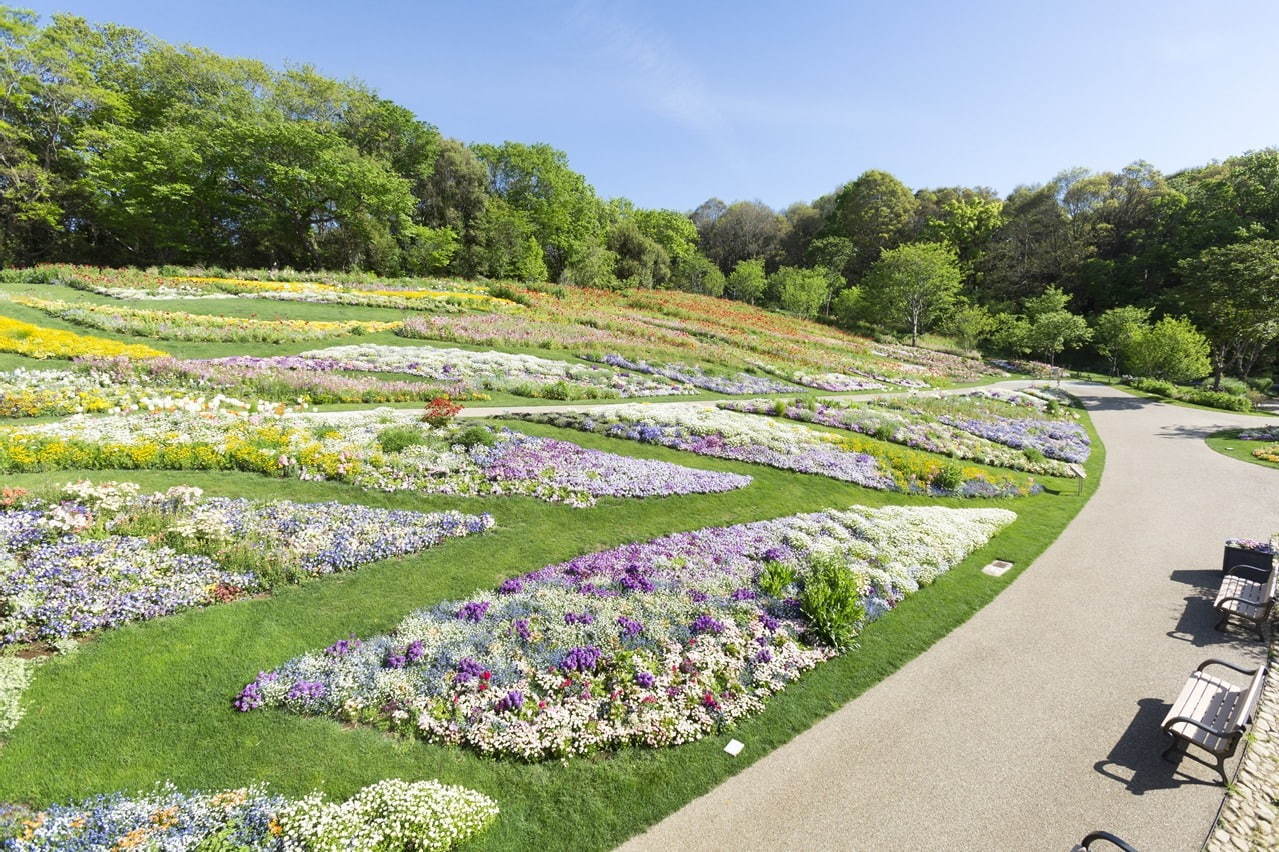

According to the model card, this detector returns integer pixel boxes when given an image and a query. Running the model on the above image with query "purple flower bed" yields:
[0,490,495,645]
[0,536,255,644]
[472,432,752,498]
[937,414,1091,462]
[237,504,1015,758]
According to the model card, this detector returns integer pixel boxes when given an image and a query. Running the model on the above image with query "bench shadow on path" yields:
[1094,698,1227,793]
[1166,569,1263,652]
[1096,569,1262,793]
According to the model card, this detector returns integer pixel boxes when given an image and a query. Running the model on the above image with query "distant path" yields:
[619,382,1278,851]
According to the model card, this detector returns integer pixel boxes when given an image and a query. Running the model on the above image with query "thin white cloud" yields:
[564,0,749,174]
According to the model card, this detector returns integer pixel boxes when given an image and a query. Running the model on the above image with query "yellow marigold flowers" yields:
[0,316,165,360]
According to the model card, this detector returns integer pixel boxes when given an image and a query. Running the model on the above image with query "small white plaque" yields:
[982,560,1014,577]
[724,738,744,756]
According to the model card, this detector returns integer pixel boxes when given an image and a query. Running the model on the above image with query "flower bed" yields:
[1254,444,1279,464]
[719,398,1073,476]
[80,355,483,407]
[513,405,1036,497]
[0,315,165,360]
[870,392,1091,463]
[0,413,748,507]
[298,344,693,400]
[0,482,494,644]
[13,295,399,343]
[1237,426,1279,442]
[14,264,514,312]
[783,371,884,392]
[237,505,1014,758]
[0,367,300,418]
[583,353,797,394]
[2,778,498,850]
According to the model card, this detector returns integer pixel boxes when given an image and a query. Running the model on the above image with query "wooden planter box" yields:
[1223,545,1274,584]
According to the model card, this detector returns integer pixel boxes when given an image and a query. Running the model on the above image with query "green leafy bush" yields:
[1182,388,1252,411]
[933,462,965,491]
[798,555,865,650]
[375,425,429,454]
[455,424,497,448]
[758,560,796,598]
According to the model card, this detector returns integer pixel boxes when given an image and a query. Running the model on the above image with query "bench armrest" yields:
[1197,658,1260,676]
[1079,831,1138,852]
[1162,714,1238,740]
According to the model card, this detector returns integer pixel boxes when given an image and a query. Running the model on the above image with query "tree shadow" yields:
[1073,394,1152,413]
[1094,698,1226,793]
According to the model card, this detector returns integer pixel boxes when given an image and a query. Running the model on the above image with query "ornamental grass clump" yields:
[238,505,1014,759]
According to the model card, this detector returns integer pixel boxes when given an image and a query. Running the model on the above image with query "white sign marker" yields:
[724,738,744,756]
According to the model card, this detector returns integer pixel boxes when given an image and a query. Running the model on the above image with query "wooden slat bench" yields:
[1214,564,1277,641]
[1161,659,1267,782]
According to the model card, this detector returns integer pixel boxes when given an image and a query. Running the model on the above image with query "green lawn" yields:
[1205,429,1279,470]
[0,407,1105,850]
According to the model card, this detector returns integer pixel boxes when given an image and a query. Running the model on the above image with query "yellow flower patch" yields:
[0,316,165,360]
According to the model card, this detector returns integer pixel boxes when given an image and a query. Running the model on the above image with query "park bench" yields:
[1214,563,1277,641]
[1161,659,1267,782]
[1070,830,1137,851]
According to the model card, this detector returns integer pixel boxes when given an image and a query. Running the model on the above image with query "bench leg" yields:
[1215,754,1229,785]
[1161,735,1184,763]
[1215,612,1231,633]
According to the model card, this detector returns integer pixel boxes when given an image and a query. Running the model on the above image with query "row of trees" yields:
[3,8,1278,385]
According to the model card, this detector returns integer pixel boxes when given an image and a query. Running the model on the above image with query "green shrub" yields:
[772,399,788,417]
[933,462,965,492]
[375,425,429,454]
[1216,377,1251,397]
[1129,377,1178,397]
[486,282,531,306]
[758,560,796,598]
[798,555,865,650]
[1022,447,1045,465]
[455,424,497,448]
[1182,388,1253,411]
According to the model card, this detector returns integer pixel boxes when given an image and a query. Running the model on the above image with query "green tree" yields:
[464,197,547,281]
[726,257,766,304]
[472,141,602,278]
[1022,287,1091,366]
[1177,238,1279,387]
[861,242,962,346]
[768,265,827,318]
[669,252,725,297]
[699,200,783,272]
[631,208,698,264]
[923,195,1004,269]
[559,241,619,290]
[942,302,995,352]
[607,219,670,288]
[829,170,918,274]
[1125,316,1211,383]
[831,286,863,330]
[1093,305,1151,377]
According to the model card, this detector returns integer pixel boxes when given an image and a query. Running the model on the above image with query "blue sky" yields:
[35,0,1279,210]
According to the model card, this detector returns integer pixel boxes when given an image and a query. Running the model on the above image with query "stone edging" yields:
[1204,638,1278,851]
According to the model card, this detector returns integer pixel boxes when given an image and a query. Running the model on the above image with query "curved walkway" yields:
[621,381,1279,852]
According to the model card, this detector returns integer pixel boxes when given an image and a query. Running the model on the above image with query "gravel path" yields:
[620,381,1279,852]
